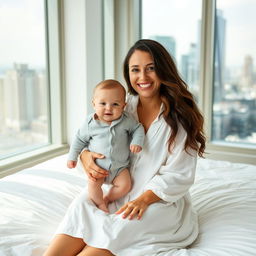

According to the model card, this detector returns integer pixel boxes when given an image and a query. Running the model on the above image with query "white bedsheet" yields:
[0,155,255,256]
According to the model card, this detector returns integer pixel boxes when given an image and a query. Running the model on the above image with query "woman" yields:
[44,39,205,256]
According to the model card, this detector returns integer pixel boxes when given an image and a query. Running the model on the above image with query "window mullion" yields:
[46,0,66,145]
[200,0,215,142]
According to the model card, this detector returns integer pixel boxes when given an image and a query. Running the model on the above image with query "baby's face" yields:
[93,87,126,124]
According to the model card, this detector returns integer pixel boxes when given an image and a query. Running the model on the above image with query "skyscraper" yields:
[4,64,40,131]
[241,55,254,89]
[213,9,226,102]
[150,35,176,61]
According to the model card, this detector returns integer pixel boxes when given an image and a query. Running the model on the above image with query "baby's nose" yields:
[105,104,112,110]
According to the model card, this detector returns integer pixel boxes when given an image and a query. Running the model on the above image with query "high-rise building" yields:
[180,43,199,98]
[187,43,198,88]
[150,35,176,61]
[213,9,226,102]
[3,64,40,131]
[180,54,189,81]
[241,55,254,89]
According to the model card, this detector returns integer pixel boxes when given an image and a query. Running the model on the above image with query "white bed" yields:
[0,154,256,256]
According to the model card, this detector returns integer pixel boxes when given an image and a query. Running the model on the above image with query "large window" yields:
[212,0,256,146]
[0,0,50,160]
[141,0,202,100]
[0,0,66,175]
[141,0,256,162]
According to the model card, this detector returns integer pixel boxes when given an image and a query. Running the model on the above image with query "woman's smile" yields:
[137,83,152,89]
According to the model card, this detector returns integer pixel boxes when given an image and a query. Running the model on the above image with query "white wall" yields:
[63,0,104,144]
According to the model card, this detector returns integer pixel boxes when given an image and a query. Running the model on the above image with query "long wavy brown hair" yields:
[123,39,206,157]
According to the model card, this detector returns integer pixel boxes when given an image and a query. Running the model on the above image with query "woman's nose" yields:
[139,70,147,80]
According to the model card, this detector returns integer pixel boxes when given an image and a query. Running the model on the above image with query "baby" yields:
[67,79,145,212]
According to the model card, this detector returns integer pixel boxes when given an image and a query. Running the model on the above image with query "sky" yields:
[0,0,255,69]
[0,0,46,68]
[142,0,256,68]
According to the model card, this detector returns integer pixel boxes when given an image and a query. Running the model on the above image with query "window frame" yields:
[0,0,68,177]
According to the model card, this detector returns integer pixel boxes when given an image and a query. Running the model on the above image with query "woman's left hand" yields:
[115,197,148,220]
[115,190,161,220]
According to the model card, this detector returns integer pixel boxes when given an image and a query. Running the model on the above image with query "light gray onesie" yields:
[68,111,145,183]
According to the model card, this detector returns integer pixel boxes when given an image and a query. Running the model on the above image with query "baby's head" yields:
[92,79,126,124]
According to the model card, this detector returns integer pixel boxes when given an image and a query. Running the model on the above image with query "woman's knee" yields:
[43,234,85,256]
[77,246,115,256]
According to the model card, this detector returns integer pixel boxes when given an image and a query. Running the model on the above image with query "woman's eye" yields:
[131,68,139,72]
[147,66,155,71]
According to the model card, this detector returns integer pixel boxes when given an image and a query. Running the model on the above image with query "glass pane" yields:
[0,0,50,159]
[212,0,256,146]
[141,0,202,100]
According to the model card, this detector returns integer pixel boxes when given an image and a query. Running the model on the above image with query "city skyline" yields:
[0,63,49,159]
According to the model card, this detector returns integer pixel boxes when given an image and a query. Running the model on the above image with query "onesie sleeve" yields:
[67,119,90,161]
[127,115,145,147]
[144,127,197,203]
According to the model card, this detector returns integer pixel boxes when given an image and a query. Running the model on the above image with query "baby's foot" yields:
[98,202,109,213]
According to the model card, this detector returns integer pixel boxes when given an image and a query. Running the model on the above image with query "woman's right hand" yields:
[80,150,109,181]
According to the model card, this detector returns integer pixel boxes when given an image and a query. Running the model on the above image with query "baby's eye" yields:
[99,102,106,106]
[113,103,120,106]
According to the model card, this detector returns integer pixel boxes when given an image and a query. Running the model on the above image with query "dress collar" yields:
[126,94,165,122]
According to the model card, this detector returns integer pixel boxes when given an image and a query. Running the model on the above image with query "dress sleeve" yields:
[144,127,197,203]
[68,119,90,161]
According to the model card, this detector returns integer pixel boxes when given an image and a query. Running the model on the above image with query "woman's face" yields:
[128,50,161,100]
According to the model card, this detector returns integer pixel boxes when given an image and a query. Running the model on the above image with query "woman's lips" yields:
[138,83,151,88]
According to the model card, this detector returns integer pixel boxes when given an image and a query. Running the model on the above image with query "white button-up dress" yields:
[56,95,199,256]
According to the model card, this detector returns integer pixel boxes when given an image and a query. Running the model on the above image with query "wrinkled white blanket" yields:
[0,155,256,256]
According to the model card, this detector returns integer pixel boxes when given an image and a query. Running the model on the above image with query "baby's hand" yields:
[130,144,142,153]
[67,160,77,169]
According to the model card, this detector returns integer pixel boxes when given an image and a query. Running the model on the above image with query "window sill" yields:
[0,144,69,178]
[206,143,256,165]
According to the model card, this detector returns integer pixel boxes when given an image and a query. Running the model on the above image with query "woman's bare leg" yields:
[43,234,86,256]
[77,245,115,256]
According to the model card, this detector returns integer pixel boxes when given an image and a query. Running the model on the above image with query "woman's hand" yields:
[80,150,109,181]
[115,190,161,220]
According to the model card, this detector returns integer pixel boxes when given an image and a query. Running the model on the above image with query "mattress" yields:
[0,155,255,256]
